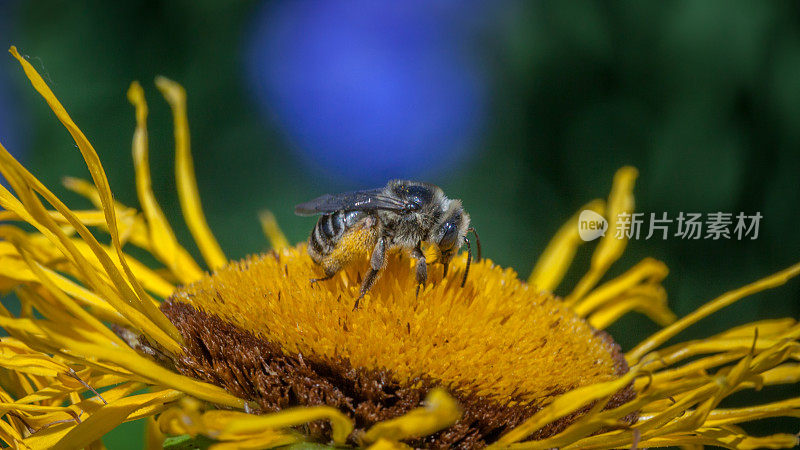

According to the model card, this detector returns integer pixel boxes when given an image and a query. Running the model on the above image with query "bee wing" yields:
[294,188,406,216]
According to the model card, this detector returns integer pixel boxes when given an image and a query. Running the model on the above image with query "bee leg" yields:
[354,236,386,310]
[309,266,338,287]
[309,272,335,286]
[411,244,427,298]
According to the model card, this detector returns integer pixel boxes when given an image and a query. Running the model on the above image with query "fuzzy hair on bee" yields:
[295,180,480,309]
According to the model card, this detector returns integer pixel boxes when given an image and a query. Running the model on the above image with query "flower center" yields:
[158,246,636,445]
[169,246,627,404]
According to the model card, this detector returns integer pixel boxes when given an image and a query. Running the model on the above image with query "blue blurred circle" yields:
[246,0,488,186]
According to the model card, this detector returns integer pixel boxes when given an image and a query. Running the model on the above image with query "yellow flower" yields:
[0,45,798,449]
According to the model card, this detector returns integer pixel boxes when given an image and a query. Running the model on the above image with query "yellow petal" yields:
[0,209,120,227]
[628,261,800,363]
[155,76,227,271]
[61,176,150,249]
[35,390,180,450]
[87,439,106,450]
[208,432,299,450]
[145,415,165,450]
[508,399,625,449]
[16,373,128,405]
[259,210,290,251]
[7,234,128,346]
[0,239,124,321]
[714,318,797,339]
[0,344,69,378]
[127,81,204,284]
[62,177,201,281]
[35,331,245,409]
[588,284,675,329]
[0,417,26,448]
[8,47,182,349]
[0,143,177,356]
[704,397,800,426]
[65,237,175,299]
[574,257,668,317]
[759,363,800,386]
[219,406,354,445]
[156,397,203,436]
[362,388,461,444]
[367,438,413,450]
[565,166,638,305]
[528,199,604,292]
[494,363,642,445]
[635,432,799,450]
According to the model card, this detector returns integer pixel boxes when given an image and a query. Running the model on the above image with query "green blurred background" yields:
[1,1,799,447]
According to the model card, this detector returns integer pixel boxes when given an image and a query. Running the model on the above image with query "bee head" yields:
[432,202,470,266]
[431,200,481,287]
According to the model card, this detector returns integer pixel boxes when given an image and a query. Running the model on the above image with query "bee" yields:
[295,180,481,309]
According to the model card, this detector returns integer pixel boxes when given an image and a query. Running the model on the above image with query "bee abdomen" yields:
[309,211,348,260]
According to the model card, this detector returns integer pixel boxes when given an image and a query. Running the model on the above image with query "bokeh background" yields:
[1,1,799,447]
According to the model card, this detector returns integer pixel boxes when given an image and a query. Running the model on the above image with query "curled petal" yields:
[363,389,461,444]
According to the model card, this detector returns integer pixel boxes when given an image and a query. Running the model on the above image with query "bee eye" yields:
[438,218,459,251]
[400,185,432,212]
[406,200,422,211]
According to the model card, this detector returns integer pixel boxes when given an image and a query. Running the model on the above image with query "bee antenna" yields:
[461,236,472,288]
[468,227,481,261]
